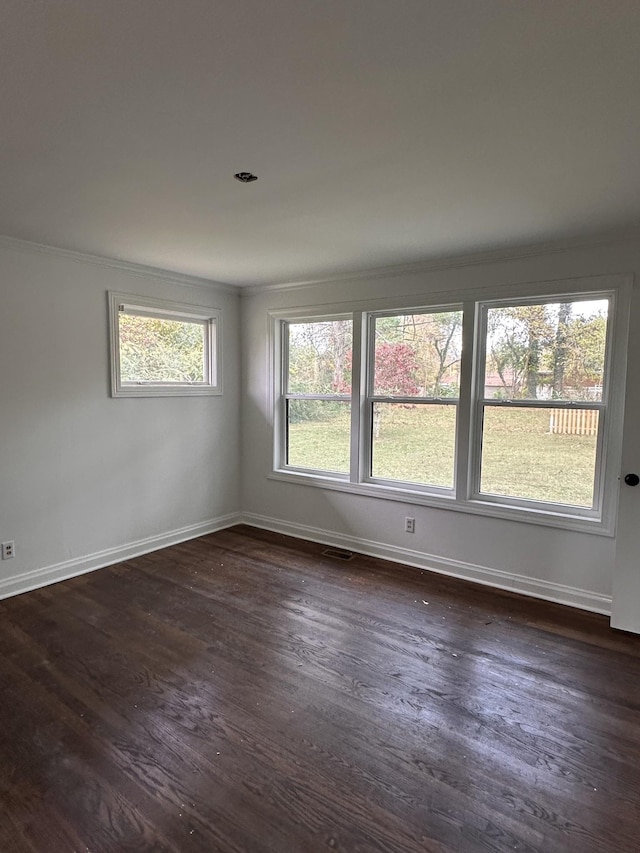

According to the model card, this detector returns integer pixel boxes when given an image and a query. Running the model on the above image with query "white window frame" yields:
[270,274,631,536]
[469,291,614,521]
[364,306,463,495]
[275,313,353,479]
[108,292,222,397]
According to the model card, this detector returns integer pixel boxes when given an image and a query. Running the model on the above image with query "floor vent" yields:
[321,547,354,561]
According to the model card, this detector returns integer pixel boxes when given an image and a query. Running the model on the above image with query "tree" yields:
[562,313,607,398]
[288,320,352,395]
[487,301,608,401]
[328,320,352,393]
[288,320,353,422]
[372,341,421,438]
[375,312,462,397]
[404,312,462,396]
[119,315,205,382]
[552,303,572,397]
[487,305,554,399]
[374,342,421,396]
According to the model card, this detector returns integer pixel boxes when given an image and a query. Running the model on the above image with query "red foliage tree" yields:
[374,342,420,396]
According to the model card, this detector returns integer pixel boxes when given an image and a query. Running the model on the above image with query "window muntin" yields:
[109,293,221,397]
[476,295,610,513]
[274,279,627,533]
[284,319,352,476]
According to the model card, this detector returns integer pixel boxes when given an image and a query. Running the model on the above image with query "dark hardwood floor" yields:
[1,524,639,852]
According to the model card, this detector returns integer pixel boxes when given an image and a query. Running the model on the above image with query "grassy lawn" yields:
[288,406,598,507]
[288,411,351,474]
[480,407,597,507]
[372,404,456,488]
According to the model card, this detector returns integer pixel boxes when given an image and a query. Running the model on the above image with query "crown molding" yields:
[3,228,639,298]
[241,229,640,297]
[0,234,239,295]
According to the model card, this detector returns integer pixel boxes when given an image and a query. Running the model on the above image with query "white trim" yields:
[108,291,223,397]
[469,291,615,522]
[242,230,640,295]
[2,229,638,297]
[240,513,612,616]
[269,274,632,535]
[266,470,615,535]
[0,234,237,294]
[350,311,365,483]
[0,514,242,602]
[0,513,612,615]
[265,273,633,320]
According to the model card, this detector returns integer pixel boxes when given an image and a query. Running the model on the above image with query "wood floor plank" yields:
[1,524,639,852]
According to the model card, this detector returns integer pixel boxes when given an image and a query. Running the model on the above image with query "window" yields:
[283,318,352,475]
[368,310,462,490]
[273,275,630,534]
[475,297,609,511]
[109,292,221,397]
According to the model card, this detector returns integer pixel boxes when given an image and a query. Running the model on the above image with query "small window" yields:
[109,293,221,397]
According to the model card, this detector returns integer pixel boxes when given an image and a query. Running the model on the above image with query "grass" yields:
[287,406,598,507]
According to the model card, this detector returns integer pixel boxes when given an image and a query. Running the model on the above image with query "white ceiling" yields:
[2,1,640,287]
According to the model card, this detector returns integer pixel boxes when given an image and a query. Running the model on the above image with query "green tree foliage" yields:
[487,305,553,399]
[288,320,352,395]
[375,312,462,396]
[119,314,205,382]
[287,320,352,423]
[371,312,462,438]
[562,313,607,396]
[486,301,608,400]
[412,312,462,396]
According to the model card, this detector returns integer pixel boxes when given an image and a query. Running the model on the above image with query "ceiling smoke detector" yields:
[234,172,258,183]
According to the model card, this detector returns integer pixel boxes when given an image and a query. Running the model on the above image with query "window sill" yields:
[268,469,614,537]
[113,386,222,398]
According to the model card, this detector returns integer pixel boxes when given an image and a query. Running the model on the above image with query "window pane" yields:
[485,299,609,402]
[287,320,352,394]
[371,403,456,488]
[480,406,599,507]
[119,313,206,383]
[287,400,351,474]
[373,311,462,397]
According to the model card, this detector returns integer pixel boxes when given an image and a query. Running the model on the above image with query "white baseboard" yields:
[240,512,612,616]
[0,510,612,616]
[0,513,243,601]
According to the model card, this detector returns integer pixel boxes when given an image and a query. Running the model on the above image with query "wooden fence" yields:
[549,408,599,436]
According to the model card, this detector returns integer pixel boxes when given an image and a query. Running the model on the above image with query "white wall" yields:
[0,240,241,597]
[2,234,638,623]
[240,238,640,617]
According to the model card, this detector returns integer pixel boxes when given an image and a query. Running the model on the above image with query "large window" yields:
[109,293,222,397]
[273,276,630,533]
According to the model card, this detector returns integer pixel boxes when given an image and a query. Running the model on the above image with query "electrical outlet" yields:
[404,517,415,534]
[1,541,15,560]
